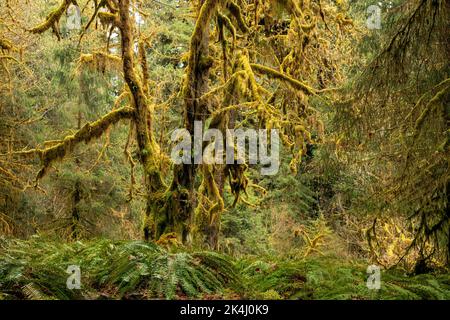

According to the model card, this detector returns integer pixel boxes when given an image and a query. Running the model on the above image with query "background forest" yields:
[0,0,449,300]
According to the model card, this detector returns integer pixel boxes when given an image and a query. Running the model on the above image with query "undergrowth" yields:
[0,237,449,300]
[0,236,238,300]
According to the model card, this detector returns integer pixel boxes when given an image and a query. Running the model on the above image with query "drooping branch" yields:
[0,55,19,63]
[413,78,450,134]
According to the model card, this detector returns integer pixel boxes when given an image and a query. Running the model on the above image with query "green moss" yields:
[35,107,134,180]
[0,38,13,51]
[29,0,72,34]
[226,1,249,33]
[250,63,317,95]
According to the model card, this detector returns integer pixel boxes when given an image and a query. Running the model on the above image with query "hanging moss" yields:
[194,164,226,248]
[98,11,119,27]
[237,50,261,101]
[77,51,122,74]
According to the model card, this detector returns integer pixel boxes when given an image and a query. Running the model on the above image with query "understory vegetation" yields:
[0,0,448,300]
[1,237,449,300]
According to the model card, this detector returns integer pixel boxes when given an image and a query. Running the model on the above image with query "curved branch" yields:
[21,107,134,181]
[250,63,317,95]
[226,1,249,33]
[29,0,73,34]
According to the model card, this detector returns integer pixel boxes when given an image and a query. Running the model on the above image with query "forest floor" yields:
[1,237,449,300]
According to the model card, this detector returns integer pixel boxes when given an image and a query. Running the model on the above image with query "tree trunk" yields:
[118,0,164,241]
[151,0,218,244]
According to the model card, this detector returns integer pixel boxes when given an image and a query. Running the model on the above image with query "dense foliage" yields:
[1,236,449,300]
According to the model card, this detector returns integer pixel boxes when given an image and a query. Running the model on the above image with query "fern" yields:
[1,237,449,300]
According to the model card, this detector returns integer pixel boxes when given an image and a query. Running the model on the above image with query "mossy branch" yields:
[250,63,317,95]
[198,70,246,104]
[104,0,119,13]
[98,11,118,25]
[226,1,249,33]
[217,12,236,53]
[138,41,150,96]
[414,78,450,132]
[0,55,20,63]
[29,107,134,181]
[0,38,13,51]
[29,0,73,34]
